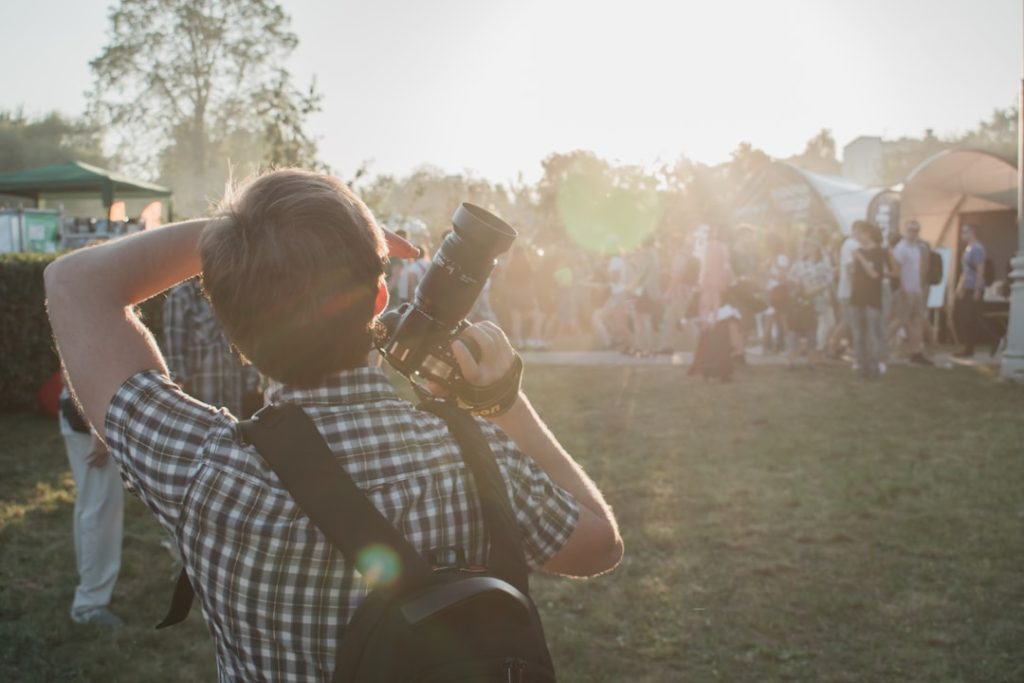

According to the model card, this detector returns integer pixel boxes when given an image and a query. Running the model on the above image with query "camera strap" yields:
[455,353,524,418]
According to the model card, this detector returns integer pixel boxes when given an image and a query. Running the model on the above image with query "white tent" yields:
[794,166,881,236]
[900,149,1017,252]
[734,162,878,236]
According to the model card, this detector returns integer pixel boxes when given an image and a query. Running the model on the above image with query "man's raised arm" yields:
[45,219,209,440]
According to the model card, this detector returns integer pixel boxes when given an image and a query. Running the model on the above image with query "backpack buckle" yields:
[427,546,468,571]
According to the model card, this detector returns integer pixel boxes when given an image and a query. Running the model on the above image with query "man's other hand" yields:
[452,322,516,388]
[86,436,110,468]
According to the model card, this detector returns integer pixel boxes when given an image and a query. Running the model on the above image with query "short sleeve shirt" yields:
[105,367,578,682]
[892,239,923,293]
[962,242,987,292]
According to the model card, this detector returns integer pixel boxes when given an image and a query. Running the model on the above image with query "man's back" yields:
[105,366,577,682]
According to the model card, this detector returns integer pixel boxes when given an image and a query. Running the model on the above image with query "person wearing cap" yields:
[44,169,622,680]
[891,220,934,365]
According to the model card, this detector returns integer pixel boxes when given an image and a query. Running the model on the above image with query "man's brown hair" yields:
[199,169,387,387]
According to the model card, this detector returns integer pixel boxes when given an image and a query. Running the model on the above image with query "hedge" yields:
[0,252,166,413]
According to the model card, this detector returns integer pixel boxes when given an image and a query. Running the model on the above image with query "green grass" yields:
[2,364,1023,682]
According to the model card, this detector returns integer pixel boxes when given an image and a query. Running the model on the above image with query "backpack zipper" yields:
[503,657,527,683]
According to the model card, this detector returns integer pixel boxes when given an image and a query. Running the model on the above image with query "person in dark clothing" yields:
[848,221,886,378]
[953,224,988,358]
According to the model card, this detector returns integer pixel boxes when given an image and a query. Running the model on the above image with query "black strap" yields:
[156,567,195,629]
[239,404,434,591]
[418,399,530,593]
[156,399,531,630]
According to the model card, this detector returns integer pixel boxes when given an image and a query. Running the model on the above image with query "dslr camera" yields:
[378,203,518,410]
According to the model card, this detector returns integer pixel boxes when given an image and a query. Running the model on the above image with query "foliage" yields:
[0,110,107,175]
[877,105,1018,187]
[2,365,1022,681]
[89,0,321,215]
[0,253,166,413]
[0,254,60,412]
[787,128,841,175]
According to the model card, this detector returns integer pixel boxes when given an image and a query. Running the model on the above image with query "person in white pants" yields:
[59,394,124,627]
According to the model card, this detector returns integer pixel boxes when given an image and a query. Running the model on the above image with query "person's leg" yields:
[864,306,881,377]
[63,431,124,620]
[907,293,924,356]
[787,329,799,367]
[815,306,831,357]
[878,282,891,365]
[850,305,866,376]
[957,296,979,355]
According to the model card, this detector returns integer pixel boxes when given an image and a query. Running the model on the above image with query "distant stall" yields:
[0,162,173,253]
[733,161,879,237]
[900,148,1018,341]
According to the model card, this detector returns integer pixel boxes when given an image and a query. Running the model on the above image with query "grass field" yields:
[2,363,1023,682]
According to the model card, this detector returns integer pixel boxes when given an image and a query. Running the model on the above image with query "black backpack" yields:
[159,400,555,682]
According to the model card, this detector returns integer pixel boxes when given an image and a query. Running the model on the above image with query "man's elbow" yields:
[591,528,625,576]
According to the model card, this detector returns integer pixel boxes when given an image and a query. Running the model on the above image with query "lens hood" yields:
[451,203,517,256]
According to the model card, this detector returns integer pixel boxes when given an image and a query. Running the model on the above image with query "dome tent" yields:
[899,148,1018,342]
[899,148,1017,282]
[733,161,879,236]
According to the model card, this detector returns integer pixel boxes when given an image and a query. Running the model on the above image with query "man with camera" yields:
[45,169,622,681]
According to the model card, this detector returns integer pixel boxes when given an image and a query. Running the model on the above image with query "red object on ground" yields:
[37,371,62,419]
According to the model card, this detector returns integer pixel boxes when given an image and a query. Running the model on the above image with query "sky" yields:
[1,0,1020,183]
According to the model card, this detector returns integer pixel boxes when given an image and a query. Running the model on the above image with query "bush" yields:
[0,253,166,413]
[0,253,59,412]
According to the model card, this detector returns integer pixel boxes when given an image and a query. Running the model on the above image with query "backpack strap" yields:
[417,398,530,594]
[238,403,434,590]
[156,402,437,630]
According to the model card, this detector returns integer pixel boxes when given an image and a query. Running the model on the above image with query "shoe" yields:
[878,362,887,375]
[909,353,934,366]
[71,606,123,628]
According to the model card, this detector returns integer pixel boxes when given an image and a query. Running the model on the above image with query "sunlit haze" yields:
[2,0,1020,181]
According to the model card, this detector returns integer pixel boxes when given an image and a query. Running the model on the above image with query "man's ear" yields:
[374,277,389,316]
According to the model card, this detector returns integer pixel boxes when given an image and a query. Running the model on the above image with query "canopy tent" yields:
[900,149,1017,265]
[733,161,879,236]
[901,149,1018,341]
[0,161,172,211]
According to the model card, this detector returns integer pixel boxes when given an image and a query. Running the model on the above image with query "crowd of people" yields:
[387,218,1004,380]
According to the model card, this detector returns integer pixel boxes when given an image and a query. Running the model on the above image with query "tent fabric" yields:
[899,149,1017,250]
[794,166,880,236]
[0,161,171,208]
[734,161,878,235]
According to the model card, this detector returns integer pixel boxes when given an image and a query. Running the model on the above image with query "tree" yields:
[0,110,107,174]
[789,128,840,175]
[89,0,321,214]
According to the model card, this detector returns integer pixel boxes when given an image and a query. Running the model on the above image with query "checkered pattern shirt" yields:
[104,367,578,682]
[162,279,259,417]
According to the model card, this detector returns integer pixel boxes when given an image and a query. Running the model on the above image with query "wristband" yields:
[455,354,523,417]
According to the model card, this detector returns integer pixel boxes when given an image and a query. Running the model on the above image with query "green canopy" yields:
[0,161,172,209]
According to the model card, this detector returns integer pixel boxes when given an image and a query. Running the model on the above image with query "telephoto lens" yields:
[378,203,517,392]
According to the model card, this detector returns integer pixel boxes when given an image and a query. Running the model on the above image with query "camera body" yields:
[378,203,517,392]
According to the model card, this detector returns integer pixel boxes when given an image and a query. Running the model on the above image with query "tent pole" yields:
[1002,0,1024,381]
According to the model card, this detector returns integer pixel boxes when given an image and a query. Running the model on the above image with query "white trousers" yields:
[62,428,124,613]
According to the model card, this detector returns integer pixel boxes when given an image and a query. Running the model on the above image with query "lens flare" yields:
[356,543,401,587]
[556,166,662,252]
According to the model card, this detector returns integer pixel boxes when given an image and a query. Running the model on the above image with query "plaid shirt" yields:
[162,280,259,417]
[104,367,578,682]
